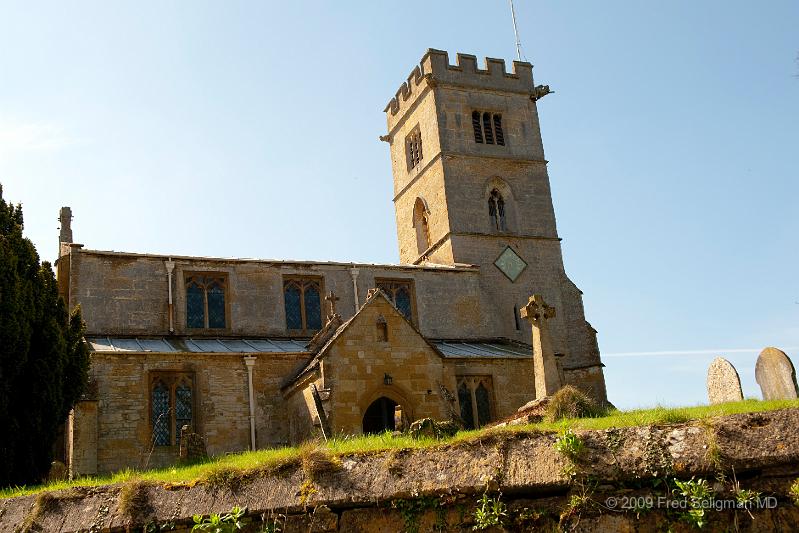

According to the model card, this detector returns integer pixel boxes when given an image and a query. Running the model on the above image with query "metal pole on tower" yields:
[509,0,523,61]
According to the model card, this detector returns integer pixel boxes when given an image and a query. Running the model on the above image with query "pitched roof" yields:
[280,288,441,390]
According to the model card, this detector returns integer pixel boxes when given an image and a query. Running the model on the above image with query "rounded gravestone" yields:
[706,357,744,404]
[755,347,799,401]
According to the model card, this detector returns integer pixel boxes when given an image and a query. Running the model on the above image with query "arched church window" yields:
[151,380,170,446]
[413,197,431,255]
[375,279,416,323]
[456,376,494,429]
[488,189,507,232]
[150,372,194,447]
[185,273,228,329]
[283,277,323,333]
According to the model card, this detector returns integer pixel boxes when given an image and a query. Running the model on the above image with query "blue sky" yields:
[1,1,797,410]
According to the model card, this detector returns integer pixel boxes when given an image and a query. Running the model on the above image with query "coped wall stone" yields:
[5,408,799,532]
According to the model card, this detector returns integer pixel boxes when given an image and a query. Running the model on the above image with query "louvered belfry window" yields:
[472,111,505,146]
[405,126,423,170]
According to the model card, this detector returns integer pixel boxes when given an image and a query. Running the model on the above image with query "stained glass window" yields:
[151,381,170,446]
[458,382,474,430]
[283,278,322,333]
[151,373,194,447]
[185,274,227,329]
[375,279,415,323]
[476,382,491,427]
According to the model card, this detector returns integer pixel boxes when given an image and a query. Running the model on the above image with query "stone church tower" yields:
[383,49,607,402]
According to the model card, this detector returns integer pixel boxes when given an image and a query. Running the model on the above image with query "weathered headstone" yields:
[706,357,744,404]
[178,425,208,462]
[755,347,799,400]
[520,294,562,398]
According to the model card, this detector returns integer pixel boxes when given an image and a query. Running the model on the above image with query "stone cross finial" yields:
[520,294,562,398]
[325,291,340,319]
[520,294,556,324]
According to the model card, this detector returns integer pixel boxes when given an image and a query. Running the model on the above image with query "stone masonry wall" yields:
[66,249,492,340]
[87,351,307,475]
[442,357,535,422]
[8,408,799,532]
[320,296,449,434]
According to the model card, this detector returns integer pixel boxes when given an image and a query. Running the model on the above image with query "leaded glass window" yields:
[283,277,323,333]
[175,381,193,444]
[284,283,302,330]
[151,380,170,446]
[185,273,227,329]
[375,279,416,323]
[207,283,226,329]
[457,376,494,429]
[150,372,194,447]
[186,282,205,329]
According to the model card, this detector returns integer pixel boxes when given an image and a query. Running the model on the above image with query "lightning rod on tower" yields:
[509,0,523,61]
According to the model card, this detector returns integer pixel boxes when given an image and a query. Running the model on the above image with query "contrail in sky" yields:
[604,347,799,358]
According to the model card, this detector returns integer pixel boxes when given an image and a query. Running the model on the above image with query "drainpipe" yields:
[350,267,360,313]
[243,356,257,451]
[164,259,175,333]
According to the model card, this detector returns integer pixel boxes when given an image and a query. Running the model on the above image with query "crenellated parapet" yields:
[384,49,534,122]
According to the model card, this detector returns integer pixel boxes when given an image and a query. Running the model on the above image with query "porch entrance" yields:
[362,396,397,434]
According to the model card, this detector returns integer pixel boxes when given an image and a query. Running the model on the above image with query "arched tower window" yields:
[412,197,431,255]
[488,189,507,232]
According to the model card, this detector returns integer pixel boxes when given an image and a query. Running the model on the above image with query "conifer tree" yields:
[0,184,89,487]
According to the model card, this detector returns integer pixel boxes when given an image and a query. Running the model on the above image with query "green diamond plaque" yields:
[494,246,527,282]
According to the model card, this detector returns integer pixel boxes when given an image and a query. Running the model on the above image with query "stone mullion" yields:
[469,379,479,429]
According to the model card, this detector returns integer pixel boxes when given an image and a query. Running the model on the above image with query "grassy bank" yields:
[3,398,797,499]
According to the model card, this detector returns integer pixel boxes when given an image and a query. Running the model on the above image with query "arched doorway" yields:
[362,397,397,434]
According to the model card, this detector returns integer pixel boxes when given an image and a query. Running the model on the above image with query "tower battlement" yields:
[384,49,534,121]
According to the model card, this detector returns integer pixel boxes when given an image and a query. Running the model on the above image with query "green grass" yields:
[3,398,797,500]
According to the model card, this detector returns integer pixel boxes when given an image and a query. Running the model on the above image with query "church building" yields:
[57,49,607,477]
